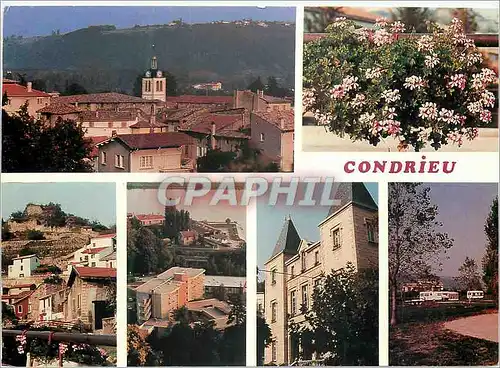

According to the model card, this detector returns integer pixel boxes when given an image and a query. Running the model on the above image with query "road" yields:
[302,126,499,152]
[444,313,499,342]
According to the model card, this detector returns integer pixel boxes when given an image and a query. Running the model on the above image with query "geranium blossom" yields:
[381,89,400,103]
[342,76,359,92]
[365,67,383,79]
[480,110,492,123]
[391,21,406,33]
[303,88,316,110]
[480,90,496,108]
[356,28,371,42]
[404,76,426,90]
[386,119,402,135]
[330,85,345,99]
[383,106,397,119]
[351,93,366,107]
[447,74,466,90]
[373,29,393,46]
[425,53,440,68]
[359,112,376,125]
[447,131,464,146]
[466,52,483,66]
[375,17,389,27]
[467,101,483,114]
[417,35,434,52]
[370,120,385,136]
[419,102,438,120]
[438,108,455,123]
[314,110,333,126]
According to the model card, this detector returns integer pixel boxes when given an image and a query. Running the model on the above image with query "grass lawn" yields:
[390,305,498,365]
[390,321,498,366]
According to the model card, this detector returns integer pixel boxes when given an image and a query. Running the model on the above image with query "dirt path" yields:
[444,313,499,342]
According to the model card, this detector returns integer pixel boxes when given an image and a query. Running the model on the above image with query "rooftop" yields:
[3,83,51,98]
[37,103,82,115]
[135,214,165,221]
[269,217,301,259]
[93,233,116,239]
[98,132,194,150]
[13,254,38,260]
[82,246,111,255]
[253,110,294,132]
[156,266,205,280]
[73,266,116,279]
[135,278,181,294]
[326,182,378,217]
[101,251,116,261]
[204,275,246,288]
[79,109,138,122]
[167,95,233,105]
[53,92,158,104]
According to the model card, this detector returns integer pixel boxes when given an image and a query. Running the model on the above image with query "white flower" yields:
[381,89,400,103]
[303,88,316,110]
[480,110,492,123]
[350,93,366,108]
[438,108,455,123]
[447,74,466,90]
[404,76,426,90]
[373,29,393,46]
[365,67,383,79]
[480,90,496,108]
[391,21,406,33]
[467,101,483,114]
[467,52,483,66]
[450,17,464,33]
[341,75,359,92]
[383,106,397,119]
[375,17,389,27]
[330,85,345,99]
[425,53,439,68]
[481,68,497,84]
[359,112,376,125]
[419,102,438,120]
[417,35,434,52]
[356,28,370,42]
[314,111,333,126]
[447,131,464,146]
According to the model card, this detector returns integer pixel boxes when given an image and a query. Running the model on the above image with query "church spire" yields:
[150,44,157,70]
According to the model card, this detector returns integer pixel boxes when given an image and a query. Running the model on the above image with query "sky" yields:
[257,182,378,269]
[1,183,116,226]
[128,187,246,239]
[2,6,296,37]
[427,183,498,277]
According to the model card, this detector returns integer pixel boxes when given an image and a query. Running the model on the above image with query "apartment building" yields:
[7,254,40,279]
[263,182,378,365]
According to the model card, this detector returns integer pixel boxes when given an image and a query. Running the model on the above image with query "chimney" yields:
[211,121,216,150]
[173,272,188,282]
[27,82,32,92]
[257,89,264,98]
[280,118,285,130]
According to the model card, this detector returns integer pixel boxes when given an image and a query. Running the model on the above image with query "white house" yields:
[69,234,116,270]
[8,254,40,278]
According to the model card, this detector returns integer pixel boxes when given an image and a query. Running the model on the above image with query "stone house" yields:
[233,90,292,112]
[166,95,234,109]
[250,110,294,171]
[2,79,52,117]
[64,266,116,331]
[264,183,378,365]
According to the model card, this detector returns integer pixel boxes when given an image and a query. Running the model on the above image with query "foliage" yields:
[227,294,246,326]
[388,183,454,325]
[2,302,17,323]
[10,211,25,219]
[34,265,62,274]
[19,247,37,257]
[289,265,378,365]
[451,9,479,33]
[257,314,272,366]
[2,91,8,106]
[4,23,295,93]
[2,104,94,172]
[2,220,13,241]
[390,8,435,33]
[247,76,265,92]
[197,149,238,172]
[62,82,87,96]
[164,208,191,241]
[265,76,291,97]
[43,275,63,284]
[26,229,45,240]
[482,196,498,303]
[454,256,482,291]
[127,325,155,366]
[303,17,498,151]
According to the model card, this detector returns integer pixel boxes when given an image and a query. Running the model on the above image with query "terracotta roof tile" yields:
[82,246,111,254]
[88,136,109,158]
[53,92,158,104]
[129,118,167,129]
[74,266,116,278]
[253,110,294,132]
[136,214,165,221]
[101,132,194,150]
[3,83,51,98]
[167,95,233,105]
[37,103,83,114]
[79,110,137,122]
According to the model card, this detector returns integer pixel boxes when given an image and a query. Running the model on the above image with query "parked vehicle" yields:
[419,291,459,301]
[467,290,484,299]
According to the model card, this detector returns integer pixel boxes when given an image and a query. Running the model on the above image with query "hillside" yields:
[3,22,295,94]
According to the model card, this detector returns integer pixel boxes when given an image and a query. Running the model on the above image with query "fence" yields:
[2,329,116,346]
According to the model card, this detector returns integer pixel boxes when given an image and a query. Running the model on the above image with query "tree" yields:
[247,76,265,92]
[289,265,378,365]
[127,325,155,366]
[390,8,435,33]
[2,220,13,241]
[388,183,453,326]
[10,211,25,220]
[482,197,498,303]
[2,105,93,172]
[455,257,482,291]
[63,82,87,96]
[2,91,8,106]
[257,314,272,366]
[26,229,45,240]
[227,294,246,326]
[265,76,286,97]
[172,306,191,324]
[197,149,237,172]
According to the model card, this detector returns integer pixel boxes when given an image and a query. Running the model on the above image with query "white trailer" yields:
[467,290,484,299]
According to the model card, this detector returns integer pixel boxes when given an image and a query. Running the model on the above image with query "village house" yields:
[95,132,196,172]
[135,214,165,226]
[166,95,234,110]
[179,230,197,246]
[2,79,53,117]
[264,183,378,365]
[2,290,34,320]
[135,267,205,324]
[203,275,246,299]
[70,233,116,269]
[8,254,41,279]
[250,110,294,172]
[233,90,292,112]
[28,283,67,322]
[142,56,167,102]
[64,266,116,331]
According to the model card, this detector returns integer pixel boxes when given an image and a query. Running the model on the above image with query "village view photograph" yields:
[2,6,295,173]
[256,182,379,366]
[126,183,246,366]
[302,7,499,152]
[389,183,498,365]
[1,182,117,366]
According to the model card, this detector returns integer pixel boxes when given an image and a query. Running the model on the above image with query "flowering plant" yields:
[303,17,498,151]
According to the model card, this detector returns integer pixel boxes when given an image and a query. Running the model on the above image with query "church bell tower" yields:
[142,54,167,102]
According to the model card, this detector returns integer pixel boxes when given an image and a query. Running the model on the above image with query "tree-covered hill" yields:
[3,22,295,94]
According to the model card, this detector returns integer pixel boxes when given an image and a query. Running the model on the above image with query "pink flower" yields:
[480,110,492,123]
[375,17,389,27]
[447,131,464,146]
[386,120,401,135]
[447,74,466,90]
[391,21,406,33]
[370,120,385,136]
[330,85,345,99]
[419,102,438,120]
[373,29,393,46]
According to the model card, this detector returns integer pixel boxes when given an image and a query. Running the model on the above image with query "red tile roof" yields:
[8,283,36,289]
[2,83,51,98]
[136,214,165,221]
[3,290,34,302]
[53,92,158,104]
[99,132,194,150]
[88,136,109,158]
[178,113,248,139]
[37,103,83,115]
[129,118,167,129]
[167,95,233,105]
[2,78,18,84]
[74,266,116,278]
[82,246,110,254]
[79,110,138,122]
[253,110,294,132]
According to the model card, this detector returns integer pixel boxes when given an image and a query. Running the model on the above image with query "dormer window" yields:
[366,220,377,243]
[271,269,276,285]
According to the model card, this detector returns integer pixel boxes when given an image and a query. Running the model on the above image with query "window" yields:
[314,278,320,290]
[290,265,294,278]
[159,80,163,92]
[271,301,277,323]
[37,98,43,105]
[139,155,153,169]
[301,284,308,310]
[115,154,124,168]
[18,305,23,313]
[271,340,277,362]
[260,133,265,142]
[271,269,277,285]
[20,265,23,271]
[301,252,306,272]
[367,221,376,242]
[290,290,297,316]
[332,228,341,250]
[91,262,96,267]
[101,151,107,165]
[315,251,320,265]
[77,294,81,309]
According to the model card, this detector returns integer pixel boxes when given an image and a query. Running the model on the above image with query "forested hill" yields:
[3,22,295,93]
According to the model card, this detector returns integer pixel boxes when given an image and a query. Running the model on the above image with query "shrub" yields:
[26,229,45,240]
[303,17,498,151]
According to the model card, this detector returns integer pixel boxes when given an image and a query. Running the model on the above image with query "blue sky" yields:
[3,6,296,37]
[257,182,378,269]
[1,183,116,226]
